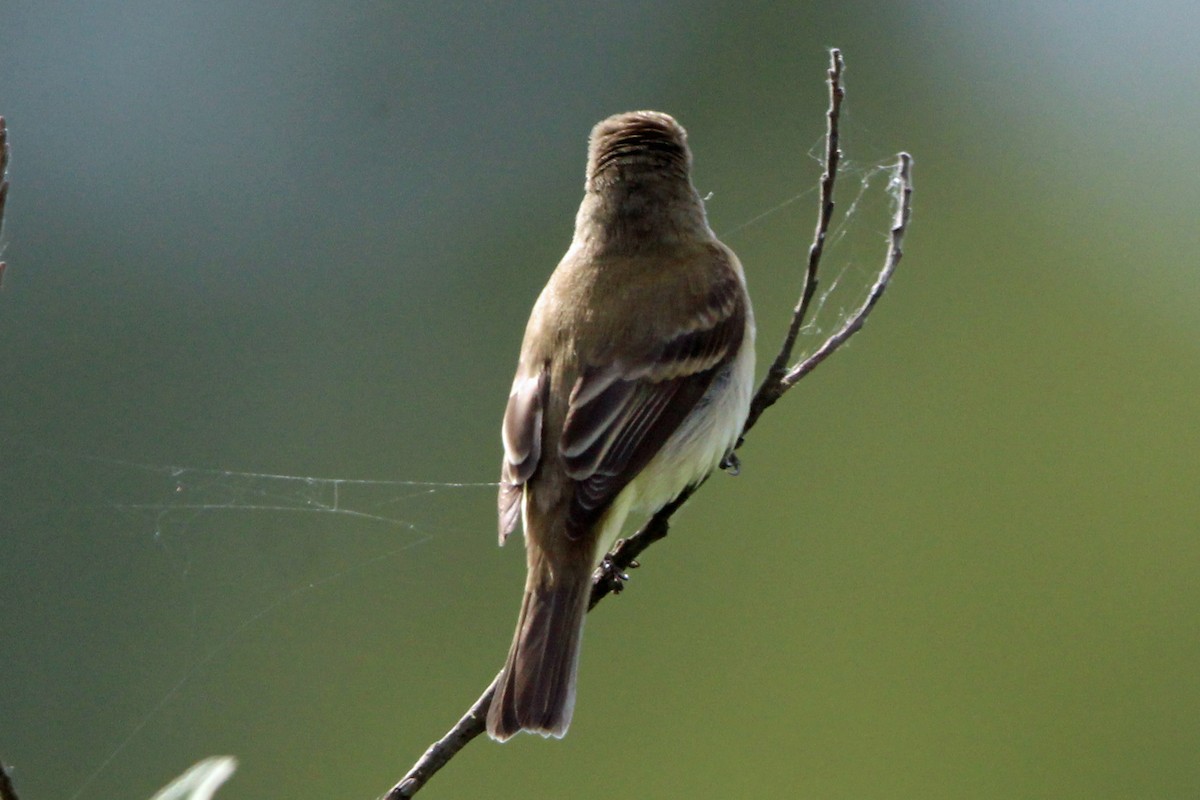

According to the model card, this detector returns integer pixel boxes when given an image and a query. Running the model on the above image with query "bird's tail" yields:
[486,554,591,741]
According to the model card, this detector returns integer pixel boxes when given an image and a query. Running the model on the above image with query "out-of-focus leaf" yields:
[149,757,237,800]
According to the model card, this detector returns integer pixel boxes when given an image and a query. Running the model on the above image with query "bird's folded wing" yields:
[559,275,746,537]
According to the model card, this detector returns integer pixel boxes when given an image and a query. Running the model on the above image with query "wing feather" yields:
[498,369,549,542]
[559,276,746,537]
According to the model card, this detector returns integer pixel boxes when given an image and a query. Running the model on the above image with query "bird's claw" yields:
[719,450,741,476]
[597,551,632,594]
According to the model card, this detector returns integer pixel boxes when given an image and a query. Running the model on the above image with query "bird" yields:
[486,110,755,741]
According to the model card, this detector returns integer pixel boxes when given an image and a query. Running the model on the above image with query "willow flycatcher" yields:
[487,110,755,741]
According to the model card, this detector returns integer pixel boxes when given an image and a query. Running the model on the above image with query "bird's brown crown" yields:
[586,111,691,188]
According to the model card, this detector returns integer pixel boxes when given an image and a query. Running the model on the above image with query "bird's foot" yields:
[719,450,741,476]
[596,546,639,595]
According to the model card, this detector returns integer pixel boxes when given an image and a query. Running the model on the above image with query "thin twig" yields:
[383,49,913,798]
[384,682,495,799]
[0,116,10,289]
[783,152,912,386]
[742,48,844,436]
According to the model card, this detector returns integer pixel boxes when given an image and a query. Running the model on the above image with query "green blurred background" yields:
[2,2,1198,798]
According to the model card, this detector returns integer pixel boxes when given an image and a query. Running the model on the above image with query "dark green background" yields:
[2,2,1198,798]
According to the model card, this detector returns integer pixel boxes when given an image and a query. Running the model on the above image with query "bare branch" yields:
[382,50,913,798]
[783,152,912,386]
[0,117,9,223]
[742,48,844,436]
[0,116,9,289]
[384,682,494,799]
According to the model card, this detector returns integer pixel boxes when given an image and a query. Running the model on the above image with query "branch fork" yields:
[384,49,914,799]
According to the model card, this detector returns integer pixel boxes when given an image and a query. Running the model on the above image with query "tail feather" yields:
[487,560,591,741]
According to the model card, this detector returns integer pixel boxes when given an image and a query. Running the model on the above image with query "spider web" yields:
[718,133,905,351]
[88,454,493,542]
[50,451,497,800]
